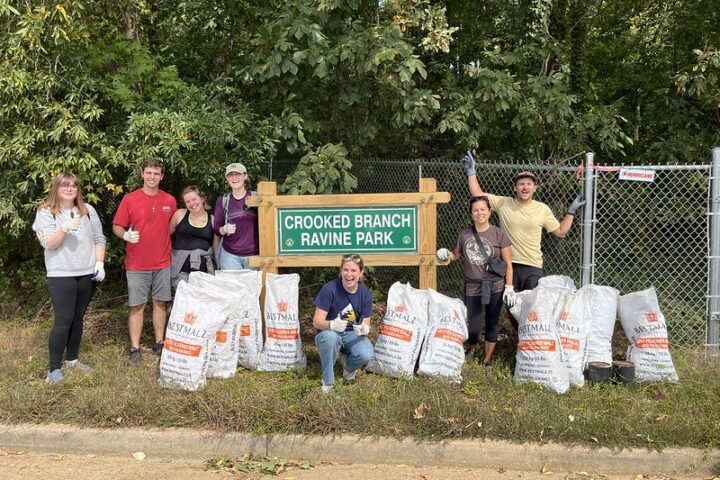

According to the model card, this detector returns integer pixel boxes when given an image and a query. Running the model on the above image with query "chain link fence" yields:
[272,157,713,350]
[590,164,710,349]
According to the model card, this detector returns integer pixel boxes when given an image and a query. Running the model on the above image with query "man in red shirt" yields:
[113,159,177,364]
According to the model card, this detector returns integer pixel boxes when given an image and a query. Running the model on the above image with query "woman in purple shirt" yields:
[213,162,259,270]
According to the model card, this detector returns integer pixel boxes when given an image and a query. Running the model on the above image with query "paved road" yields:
[0,448,635,480]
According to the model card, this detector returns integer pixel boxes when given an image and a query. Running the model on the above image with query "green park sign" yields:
[277,206,418,254]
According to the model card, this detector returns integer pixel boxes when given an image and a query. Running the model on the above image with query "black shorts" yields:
[512,263,545,292]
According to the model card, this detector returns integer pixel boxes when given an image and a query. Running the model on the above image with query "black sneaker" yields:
[464,348,476,362]
[128,348,142,365]
[152,341,164,356]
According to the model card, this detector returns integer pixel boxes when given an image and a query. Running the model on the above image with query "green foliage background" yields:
[1,0,719,295]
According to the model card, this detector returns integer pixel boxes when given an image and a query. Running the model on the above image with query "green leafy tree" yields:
[0,1,275,270]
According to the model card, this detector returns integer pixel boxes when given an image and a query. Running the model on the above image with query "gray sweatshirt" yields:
[32,204,106,277]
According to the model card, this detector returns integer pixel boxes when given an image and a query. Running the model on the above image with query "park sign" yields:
[246,180,450,290]
[277,206,417,254]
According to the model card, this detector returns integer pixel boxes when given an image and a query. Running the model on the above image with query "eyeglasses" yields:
[60,184,78,191]
[342,254,363,262]
[470,195,488,201]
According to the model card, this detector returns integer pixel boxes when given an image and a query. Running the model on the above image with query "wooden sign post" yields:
[246,178,450,290]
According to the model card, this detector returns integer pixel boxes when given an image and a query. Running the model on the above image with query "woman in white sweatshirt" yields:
[32,172,106,384]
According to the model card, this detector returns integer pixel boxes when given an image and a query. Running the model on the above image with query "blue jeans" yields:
[315,329,373,386]
[219,249,253,270]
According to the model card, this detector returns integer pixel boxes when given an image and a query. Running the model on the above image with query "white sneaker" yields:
[64,359,92,372]
[341,354,356,384]
[45,369,64,384]
[342,368,356,384]
[320,384,333,394]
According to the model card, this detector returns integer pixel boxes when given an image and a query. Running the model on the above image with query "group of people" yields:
[436,152,585,368]
[33,153,585,389]
[33,160,259,383]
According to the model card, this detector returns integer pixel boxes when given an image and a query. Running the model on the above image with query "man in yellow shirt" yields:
[464,151,585,308]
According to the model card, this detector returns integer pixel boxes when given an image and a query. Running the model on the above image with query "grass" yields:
[1,285,719,451]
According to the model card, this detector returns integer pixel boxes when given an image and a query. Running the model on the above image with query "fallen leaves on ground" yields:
[204,454,315,476]
[565,471,610,480]
[413,402,432,419]
[0,450,27,456]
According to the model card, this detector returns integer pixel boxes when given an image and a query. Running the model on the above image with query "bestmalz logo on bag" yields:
[184,312,197,325]
[518,308,552,335]
[386,303,418,324]
[267,300,298,322]
[559,311,568,321]
[645,311,659,322]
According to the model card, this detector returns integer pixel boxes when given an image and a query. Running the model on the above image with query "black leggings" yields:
[47,275,93,370]
[466,292,503,344]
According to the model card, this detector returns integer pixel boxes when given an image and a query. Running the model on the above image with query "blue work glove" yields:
[567,194,587,216]
[463,150,476,177]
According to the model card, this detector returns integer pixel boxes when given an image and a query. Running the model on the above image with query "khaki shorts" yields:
[127,267,172,306]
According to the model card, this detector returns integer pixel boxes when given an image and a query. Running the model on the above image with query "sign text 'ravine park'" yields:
[277,207,417,254]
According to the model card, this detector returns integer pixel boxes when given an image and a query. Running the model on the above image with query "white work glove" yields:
[328,318,348,333]
[93,261,105,282]
[61,217,81,233]
[123,229,140,243]
[222,223,236,235]
[436,248,450,261]
[463,150,476,177]
[567,194,587,216]
[503,285,517,308]
[353,323,370,336]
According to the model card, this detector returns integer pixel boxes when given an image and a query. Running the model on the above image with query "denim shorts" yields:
[126,267,172,306]
[219,249,255,271]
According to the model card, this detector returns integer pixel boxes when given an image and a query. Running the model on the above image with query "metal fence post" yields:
[580,152,595,286]
[707,147,720,360]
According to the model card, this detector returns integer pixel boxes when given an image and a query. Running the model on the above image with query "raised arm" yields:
[463,151,489,197]
[551,194,586,238]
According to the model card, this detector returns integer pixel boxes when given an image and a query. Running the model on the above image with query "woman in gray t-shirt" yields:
[436,196,513,367]
[32,173,106,384]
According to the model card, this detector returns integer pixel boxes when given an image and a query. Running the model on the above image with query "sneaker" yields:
[45,369,64,384]
[64,359,92,372]
[152,341,164,356]
[320,384,333,394]
[342,368,356,385]
[128,348,142,365]
[341,354,357,385]
[464,348,476,362]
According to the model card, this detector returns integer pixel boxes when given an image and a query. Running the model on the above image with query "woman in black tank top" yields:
[169,187,218,286]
